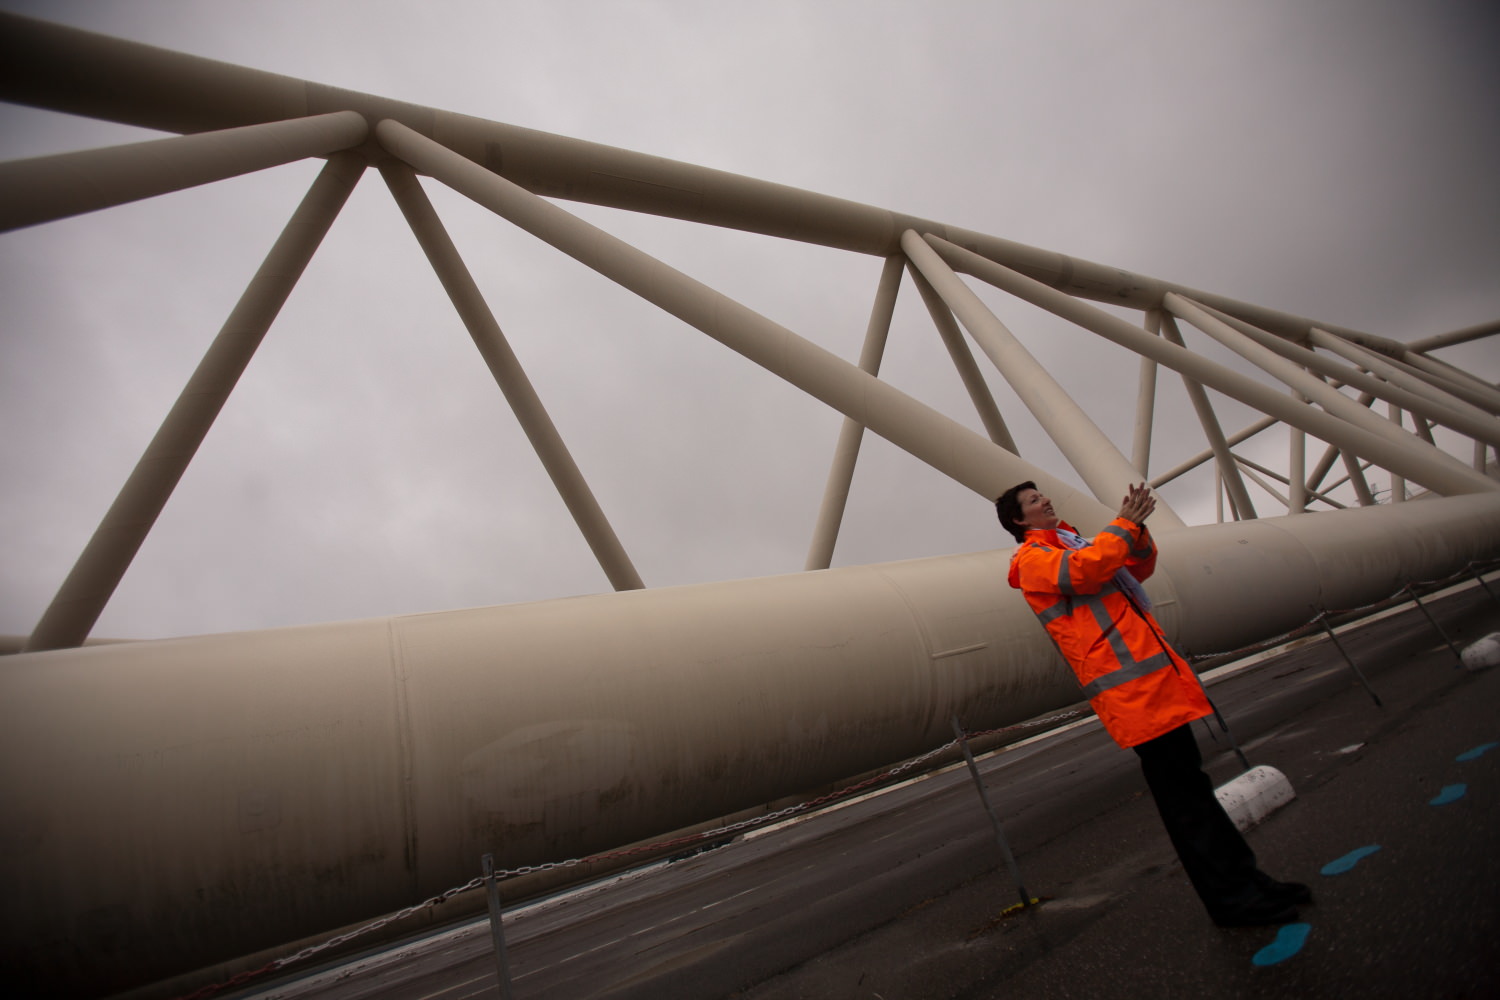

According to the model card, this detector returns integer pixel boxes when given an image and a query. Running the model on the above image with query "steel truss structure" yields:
[1,12,1497,997]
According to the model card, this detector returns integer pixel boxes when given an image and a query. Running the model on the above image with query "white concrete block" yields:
[1461,632,1500,671]
[1216,765,1296,832]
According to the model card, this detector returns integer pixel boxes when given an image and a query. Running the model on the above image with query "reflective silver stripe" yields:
[1083,589,1133,664]
[1079,649,1176,698]
[1131,533,1153,559]
[1101,525,1133,546]
[1036,597,1071,625]
[1056,549,1075,594]
[1074,589,1176,698]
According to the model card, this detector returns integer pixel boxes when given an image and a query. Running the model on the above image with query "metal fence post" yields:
[1404,584,1465,667]
[482,853,517,1000]
[950,716,1034,912]
[1316,614,1383,707]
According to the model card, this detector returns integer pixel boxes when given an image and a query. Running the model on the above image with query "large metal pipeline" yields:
[2,495,1498,995]
[0,10,1386,346]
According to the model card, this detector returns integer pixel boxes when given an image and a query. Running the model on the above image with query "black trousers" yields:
[1132,722,1265,915]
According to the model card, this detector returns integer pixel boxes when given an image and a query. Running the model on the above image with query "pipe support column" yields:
[900,231,1177,525]
[928,235,1498,499]
[0,111,369,232]
[380,163,644,591]
[908,262,1017,453]
[23,153,367,652]
[373,120,1115,528]
[1158,312,1256,519]
[804,255,904,571]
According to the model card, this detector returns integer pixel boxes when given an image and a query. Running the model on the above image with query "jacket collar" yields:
[1024,520,1079,547]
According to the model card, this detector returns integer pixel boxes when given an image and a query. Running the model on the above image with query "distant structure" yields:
[2,12,1497,997]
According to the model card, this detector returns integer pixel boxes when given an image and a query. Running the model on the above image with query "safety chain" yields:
[175,707,1083,999]
[176,559,1498,997]
[1186,558,1500,664]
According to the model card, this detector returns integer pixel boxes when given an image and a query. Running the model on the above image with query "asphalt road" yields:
[234,579,1500,1000]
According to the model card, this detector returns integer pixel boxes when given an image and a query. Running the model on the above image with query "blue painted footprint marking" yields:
[1321,845,1381,875]
[1253,923,1311,967]
[1456,742,1498,762]
[1429,783,1467,806]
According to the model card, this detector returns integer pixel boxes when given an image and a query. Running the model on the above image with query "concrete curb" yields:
[1216,765,1296,832]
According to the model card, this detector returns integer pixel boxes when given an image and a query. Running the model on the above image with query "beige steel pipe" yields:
[380,163,644,592]
[1166,294,1500,470]
[1390,403,1407,503]
[1149,415,1279,488]
[0,11,1390,348]
[23,154,366,652]
[1308,328,1500,419]
[4,495,1500,995]
[1341,452,1378,506]
[0,110,368,232]
[1158,312,1257,520]
[908,262,1019,453]
[1306,394,1375,496]
[1132,310,1162,476]
[1408,319,1500,354]
[1197,306,1500,448]
[805,255,904,572]
[900,231,1184,527]
[1393,346,1500,413]
[928,235,1500,499]
[374,120,1114,528]
[1291,393,1309,513]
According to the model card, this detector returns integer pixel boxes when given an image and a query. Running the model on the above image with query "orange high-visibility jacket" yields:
[1008,518,1211,748]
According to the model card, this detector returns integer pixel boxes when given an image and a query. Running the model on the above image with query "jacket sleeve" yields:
[1124,522,1157,582]
[1015,518,1142,596]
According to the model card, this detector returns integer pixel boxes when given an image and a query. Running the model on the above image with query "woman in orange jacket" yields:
[998,480,1310,927]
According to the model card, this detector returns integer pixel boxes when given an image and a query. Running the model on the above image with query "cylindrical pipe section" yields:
[1167,294,1496,478]
[0,110,368,232]
[1158,312,1257,519]
[908,261,1018,453]
[805,255,904,571]
[380,163,644,591]
[1290,393,1308,514]
[1132,310,1162,476]
[22,153,367,652]
[1149,415,1278,488]
[901,231,1181,526]
[1407,319,1500,354]
[374,120,1115,529]
[0,11,1394,346]
[4,496,1499,996]
[1403,351,1500,411]
[1309,328,1500,419]
[1197,307,1500,448]
[928,235,1499,499]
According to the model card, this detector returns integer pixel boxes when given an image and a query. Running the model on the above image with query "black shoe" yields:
[1211,894,1300,928]
[1254,873,1313,906]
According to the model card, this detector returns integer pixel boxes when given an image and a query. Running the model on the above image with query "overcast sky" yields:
[2,0,1497,641]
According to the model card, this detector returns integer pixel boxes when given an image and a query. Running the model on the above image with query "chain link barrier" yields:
[177,558,1498,999]
[1184,558,1500,665]
[176,705,1081,999]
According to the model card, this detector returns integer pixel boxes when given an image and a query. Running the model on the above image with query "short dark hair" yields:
[995,481,1036,543]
